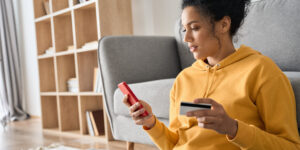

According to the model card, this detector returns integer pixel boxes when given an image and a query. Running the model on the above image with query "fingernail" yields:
[197,117,204,122]
[198,122,204,127]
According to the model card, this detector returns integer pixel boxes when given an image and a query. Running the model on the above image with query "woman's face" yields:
[181,6,221,60]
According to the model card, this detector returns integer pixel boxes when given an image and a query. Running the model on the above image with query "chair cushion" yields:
[234,0,300,71]
[284,72,300,129]
[114,78,175,119]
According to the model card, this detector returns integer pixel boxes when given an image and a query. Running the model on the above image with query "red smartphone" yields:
[118,82,149,117]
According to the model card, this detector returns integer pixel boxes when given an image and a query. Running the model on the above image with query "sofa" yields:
[98,0,300,147]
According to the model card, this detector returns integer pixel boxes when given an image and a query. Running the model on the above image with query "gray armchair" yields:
[98,0,300,149]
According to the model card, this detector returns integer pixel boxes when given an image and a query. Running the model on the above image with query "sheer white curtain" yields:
[0,0,28,129]
[0,57,9,129]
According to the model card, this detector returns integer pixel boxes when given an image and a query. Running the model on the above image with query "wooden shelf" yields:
[58,92,102,96]
[55,50,75,56]
[40,92,102,96]
[73,0,96,10]
[40,92,57,96]
[33,0,133,139]
[35,14,51,23]
[38,54,54,59]
[77,47,97,53]
[79,92,102,96]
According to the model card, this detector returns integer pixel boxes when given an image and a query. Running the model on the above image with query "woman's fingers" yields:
[193,98,221,109]
[186,109,216,117]
[197,117,219,130]
[129,102,140,114]
[131,107,145,118]
[122,95,130,107]
[197,116,218,124]
[134,114,153,125]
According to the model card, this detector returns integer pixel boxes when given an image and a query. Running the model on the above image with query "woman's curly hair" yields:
[182,0,251,37]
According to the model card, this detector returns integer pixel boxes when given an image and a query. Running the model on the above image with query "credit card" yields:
[180,101,211,115]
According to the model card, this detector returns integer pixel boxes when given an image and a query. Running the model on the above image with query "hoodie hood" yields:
[192,44,261,71]
[190,45,261,98]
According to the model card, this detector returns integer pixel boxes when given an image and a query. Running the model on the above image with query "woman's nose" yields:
[183,31,192,43]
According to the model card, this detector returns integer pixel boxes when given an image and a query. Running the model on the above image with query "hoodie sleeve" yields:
[143,80,179,150]
[227,74,300,149]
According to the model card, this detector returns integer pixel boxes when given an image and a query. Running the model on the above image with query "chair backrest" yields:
[174,0,300,71]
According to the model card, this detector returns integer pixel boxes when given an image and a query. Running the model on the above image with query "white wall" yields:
[17,0,40,116]
[132,0,181,36]
[17,0,182,116]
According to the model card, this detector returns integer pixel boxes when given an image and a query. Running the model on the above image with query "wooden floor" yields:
[0,118,158,150]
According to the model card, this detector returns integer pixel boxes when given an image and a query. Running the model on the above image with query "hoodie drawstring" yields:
[203,64,220,98]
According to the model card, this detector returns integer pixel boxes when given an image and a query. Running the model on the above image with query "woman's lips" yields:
[189,46,198,52]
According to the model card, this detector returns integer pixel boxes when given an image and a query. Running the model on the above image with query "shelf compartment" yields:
[77,51,98,92]
[53,12,74,52]
[41,96,58,128]
[52,0,69,12]
[38,58,56,92]
[56,54,76,92]
[79,96,103,135]
[34,0,51,18]
[58,96,80,131]
[36,19,53,56]
[74,3,98,49]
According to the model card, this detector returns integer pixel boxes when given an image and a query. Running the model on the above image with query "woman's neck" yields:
[206,42,236,66]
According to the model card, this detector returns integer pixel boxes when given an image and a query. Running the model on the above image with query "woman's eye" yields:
[182,29,186,32]
[191,27,199,30]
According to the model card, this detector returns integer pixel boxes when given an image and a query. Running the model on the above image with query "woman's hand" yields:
[123,95,156,129]
[186,98,238,139]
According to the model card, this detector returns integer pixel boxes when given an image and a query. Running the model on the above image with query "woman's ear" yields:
[214,16,231,36]
[220,16,231,34]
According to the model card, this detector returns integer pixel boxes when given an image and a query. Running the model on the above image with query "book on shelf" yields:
[43,0,50,15]
[93,68,102,93]
[40,47,54,57]
[86,109,104,136]
[79,0,89,3]
[86,111,94,136]
[81,41,98,50]
[68,0,74,7]
[89,109,104,136]
[67,78,78,92]
[67,45,74,51]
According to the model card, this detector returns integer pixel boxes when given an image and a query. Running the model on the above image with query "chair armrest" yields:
[98,36,181,137]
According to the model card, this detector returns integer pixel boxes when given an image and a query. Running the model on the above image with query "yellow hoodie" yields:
[144,45,300,150]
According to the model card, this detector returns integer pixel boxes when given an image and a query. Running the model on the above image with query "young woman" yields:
[123,0,300,149]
